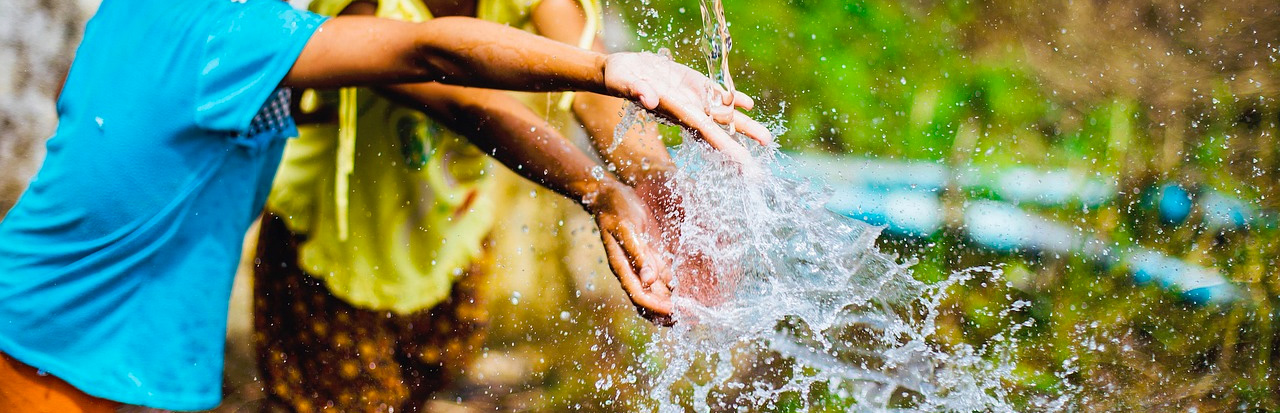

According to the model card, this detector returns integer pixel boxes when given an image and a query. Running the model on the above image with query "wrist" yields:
[589,53,610,96]
[599,52,641,100]
[598,53,616,97]
[576,177,626,212]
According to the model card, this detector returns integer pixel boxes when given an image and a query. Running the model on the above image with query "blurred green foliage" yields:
[615,0,1280,410]
[628,0,1060,164]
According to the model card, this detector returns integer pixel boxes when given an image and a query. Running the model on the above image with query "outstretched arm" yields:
[529,0,734,299]
[530,0,770,185]
[379,83,675,323]
[284,15,768,164]
[531,0,674,186]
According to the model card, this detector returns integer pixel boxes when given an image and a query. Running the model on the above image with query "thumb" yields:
[633,80,660,110]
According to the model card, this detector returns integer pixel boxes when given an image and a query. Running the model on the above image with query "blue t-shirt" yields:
[0,0,326,409]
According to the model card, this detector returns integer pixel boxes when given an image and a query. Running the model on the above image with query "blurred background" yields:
[2,0,1279,411]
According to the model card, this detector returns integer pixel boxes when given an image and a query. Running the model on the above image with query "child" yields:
[252,0,696,410]
[0,0,769,411]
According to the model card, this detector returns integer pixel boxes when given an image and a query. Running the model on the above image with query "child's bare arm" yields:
[285,17,604,92]
[284,16,767,164]
[379,83,675,322]
[531,0,676,186]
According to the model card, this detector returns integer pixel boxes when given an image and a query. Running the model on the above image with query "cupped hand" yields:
[602,52,773,166]
[632,174,741,308]
[586,180,676,325]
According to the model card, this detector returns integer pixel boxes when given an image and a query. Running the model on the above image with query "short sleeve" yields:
[194,0,328,133]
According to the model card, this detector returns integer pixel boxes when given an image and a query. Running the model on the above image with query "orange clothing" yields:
[0,352,120,413]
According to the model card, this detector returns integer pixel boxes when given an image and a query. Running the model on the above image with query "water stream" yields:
[630,5,1075,411]
[696,0,736,134]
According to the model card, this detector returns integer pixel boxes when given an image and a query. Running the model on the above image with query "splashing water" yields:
[608,100,655,154]
[607,3,1078,410]
[633,141,1071,411]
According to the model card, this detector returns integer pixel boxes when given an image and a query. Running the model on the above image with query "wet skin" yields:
[283,8,771,322]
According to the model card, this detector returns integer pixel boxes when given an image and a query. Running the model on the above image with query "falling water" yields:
[696,0,736,134]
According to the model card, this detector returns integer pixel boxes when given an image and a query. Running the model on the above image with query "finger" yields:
[603,233,674,316]
[622,217,674,290]
[614,221,658,286]
[708,105,735,126]
[646,273,672,300]
[692,118,754,164]
[733,111,774,146]
[639,270,674,325]
[648,277,673,307]
[732,91,755,111]
[665,101,755,164]
[661,267,675,293]
[602,232,642,292]
[713,83,734,107]
[646,236,675,291]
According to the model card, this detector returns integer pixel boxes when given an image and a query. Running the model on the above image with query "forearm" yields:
[418,17,608,93]
[574,92,676,185]
[287,12,768,164]
[379,83,673,321]
[380,83,615,206]
[529,0,677,184]
[288,17,608,94]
